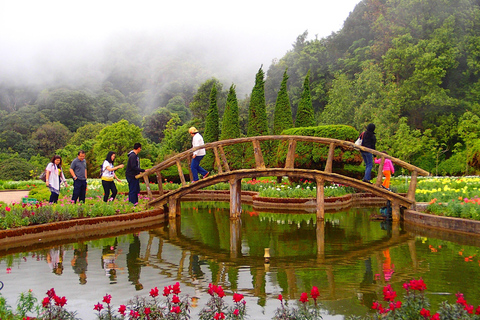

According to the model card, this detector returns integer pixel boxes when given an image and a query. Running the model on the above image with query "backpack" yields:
[39,170,47,182]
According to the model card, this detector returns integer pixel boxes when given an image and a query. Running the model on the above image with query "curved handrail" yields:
[136,135,429,179]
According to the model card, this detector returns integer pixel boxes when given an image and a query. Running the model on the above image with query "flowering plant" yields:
[273,286,323,320]
[198,283,247,319]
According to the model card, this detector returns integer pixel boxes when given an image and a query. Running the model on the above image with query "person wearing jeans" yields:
[360,123,376,183]
[125,143,145,204]
[189,127,209,182]
[69,150,87,203]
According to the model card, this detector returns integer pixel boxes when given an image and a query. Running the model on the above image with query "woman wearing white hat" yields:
[189,127,209,182]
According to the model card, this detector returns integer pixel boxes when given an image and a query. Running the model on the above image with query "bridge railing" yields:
[136,135,429,201]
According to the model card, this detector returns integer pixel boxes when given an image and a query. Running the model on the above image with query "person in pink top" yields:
[374,152,395,190]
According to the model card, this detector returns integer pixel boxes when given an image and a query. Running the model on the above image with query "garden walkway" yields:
[0,190,30,204]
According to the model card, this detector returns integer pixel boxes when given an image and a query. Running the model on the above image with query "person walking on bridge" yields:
[360,123,376,183]
[126,143,145,204]
[189,127,209,182]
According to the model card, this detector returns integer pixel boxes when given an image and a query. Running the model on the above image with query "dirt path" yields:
[0,190,31,204]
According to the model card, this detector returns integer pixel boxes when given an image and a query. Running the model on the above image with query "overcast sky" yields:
[0,0,361,90]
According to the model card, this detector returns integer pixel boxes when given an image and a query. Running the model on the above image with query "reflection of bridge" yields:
[137,136,429,221]
[143,218,425,302]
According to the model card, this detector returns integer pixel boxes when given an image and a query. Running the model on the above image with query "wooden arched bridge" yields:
[136,135,429,221]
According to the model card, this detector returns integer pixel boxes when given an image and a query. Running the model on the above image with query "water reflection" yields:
[1,204,480,319]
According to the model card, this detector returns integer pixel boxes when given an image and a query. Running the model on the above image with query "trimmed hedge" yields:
[276,125,362,169]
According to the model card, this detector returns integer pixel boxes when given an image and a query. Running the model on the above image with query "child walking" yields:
[374,152,394,190]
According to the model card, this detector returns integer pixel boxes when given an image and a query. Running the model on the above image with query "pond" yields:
[1,202,480,319]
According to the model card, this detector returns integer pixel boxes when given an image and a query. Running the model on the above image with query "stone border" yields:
[404,209,480,236]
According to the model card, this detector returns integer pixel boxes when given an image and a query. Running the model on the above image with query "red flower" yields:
[431,313,440,320]
[408,278,427,291]
[144,307,151,315]
[46,288,56,298]
[216,286,225,298]
[214,312,225,320]
[172,295,180,304]
[233,309,239,316]
[5,206,11,212]
[130,310,140,318]
[383,284,397,302]
[171,306,181,314]
[465,304,474,314]
[118,305,127,315]
[278,294,283,301]
[299,292,309,303]
[233,293,244,303]
[102,294,111,304]
[150,287,159,298]
[310,286,320,301]
[42,297,50,308]
[420,308,431,318]
[163,286,172,297]
[476,305,480,315]
[172,282,181,294]
[94,303,103,311]
[457,293,467,306]
[54,296,67,307]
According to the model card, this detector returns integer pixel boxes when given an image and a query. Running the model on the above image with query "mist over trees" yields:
[2,0,480,179]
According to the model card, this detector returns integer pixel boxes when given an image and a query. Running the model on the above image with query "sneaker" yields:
[362,179,372,184]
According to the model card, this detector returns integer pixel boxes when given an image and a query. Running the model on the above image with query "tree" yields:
[108,103,142,127]
[203,84,219,143]
[247,67,269,136]
[31,122,72,157]
[93,120,147,176]
[273,69,293,135]
[165,96,191,123]
[142,108,173,143]
[69,123,106,146]
[189,78,225,125]
[295,70,315,127]
[220,85,243,170]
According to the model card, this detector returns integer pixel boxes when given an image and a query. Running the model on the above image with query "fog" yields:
[0,0,361,97]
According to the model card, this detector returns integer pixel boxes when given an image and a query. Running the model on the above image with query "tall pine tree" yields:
[247,67,269,137]
[220,84,240,140]
[295,70,316,128]
[204,83,219,143]
[273,69,293,135]
[220,84,243,169]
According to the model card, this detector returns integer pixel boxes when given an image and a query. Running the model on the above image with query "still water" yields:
[1,202,480,319]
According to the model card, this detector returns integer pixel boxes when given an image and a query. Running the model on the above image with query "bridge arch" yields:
[137,135,429,221]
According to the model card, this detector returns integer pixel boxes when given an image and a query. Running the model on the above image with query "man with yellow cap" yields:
[189,127,209,182]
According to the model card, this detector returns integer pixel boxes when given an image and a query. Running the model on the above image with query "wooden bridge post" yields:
[316,221,325,260]
[407,170,418,208]
[187,155,193,182]
[229,219,242,258]
[229,178,242,218]
[375,156,385,188]
[324,142,335,173]
[316,177,325,221]
[156,172,164,196]
[144,175,153,199]
[168,197,181,219]
[392,200,401,221]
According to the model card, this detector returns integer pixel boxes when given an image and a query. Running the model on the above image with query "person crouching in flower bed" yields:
[45,155,68,203]
[100,151,124,202]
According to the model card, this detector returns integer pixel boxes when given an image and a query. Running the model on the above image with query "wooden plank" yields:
[187,155,193,182]
[407,170,418,202]
[168,197,180,219]
[213,147,223,174]
[176,160,186,186]
[392,201,401,222]
[218,145,230,172]
[252,139,266,169]
[156,171,164,196]
[375,156,385,188]
[285,139,297,169]
[324,142,336,173]
[144,175,153,199]
[316,177,325,220]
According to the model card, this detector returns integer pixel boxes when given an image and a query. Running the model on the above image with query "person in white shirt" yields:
[100,151,124,202]
[189,127,209,182]
[45,155,68,203]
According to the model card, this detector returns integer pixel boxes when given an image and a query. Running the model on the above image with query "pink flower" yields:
[310,286,320,301]
[6,268,11,273]
[118,305,127,315]
[5,206,10,212]
[278,294,283,301]
[150,287,159,298]
[102,294,111,304]
[94,303,103,311]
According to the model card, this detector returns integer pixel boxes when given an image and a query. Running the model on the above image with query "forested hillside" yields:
[1,0,480,179]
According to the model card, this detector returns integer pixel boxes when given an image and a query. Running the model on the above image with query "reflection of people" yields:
[374,152,394,190]
[127,234,143,290]
[102,242,122,284]
[69,150,87,203]
[126,143,145,205]
[71,244,88,284]
[47,247,64,275]
[382,249,395,282]
[45,155,67,203]
[101,152,124,202]
[189,127,209,182]
[359,258,377,307]
[360,123,376,183]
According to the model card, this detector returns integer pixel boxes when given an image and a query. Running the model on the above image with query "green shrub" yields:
[0,157,36,181]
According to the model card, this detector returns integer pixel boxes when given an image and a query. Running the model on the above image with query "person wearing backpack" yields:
[100,151,124,202]
[45,155,68,203]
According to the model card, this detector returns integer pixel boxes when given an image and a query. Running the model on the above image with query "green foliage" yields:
[273,69,293,135]
[203,83,219,143]
[165,96,191,123]
[277,125,361,168]
[247,67,269,137]
[68,123,106,146]
[295,70,315,128]
[142,108,173,143]
[30,121,72,157]
[0,157,36,181]
[189,78,225,125]
[220,84,243,170]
